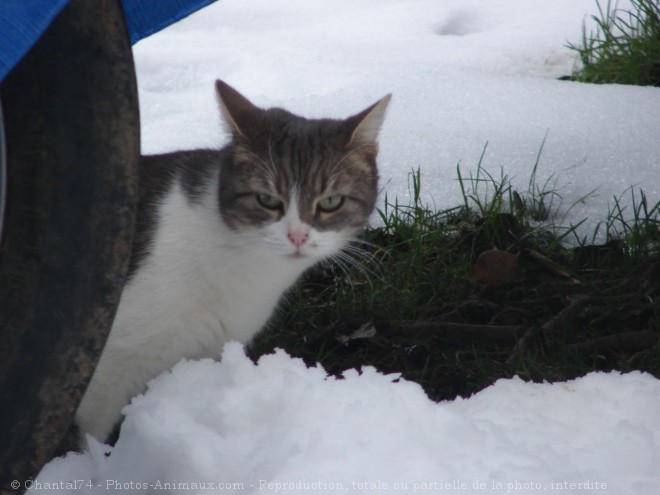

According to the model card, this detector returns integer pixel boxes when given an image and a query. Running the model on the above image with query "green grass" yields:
[567,0,660,86]
[249,146,660,401]
[603,187,660,259]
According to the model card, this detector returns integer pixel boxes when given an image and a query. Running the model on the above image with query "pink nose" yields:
[287,230,309,247]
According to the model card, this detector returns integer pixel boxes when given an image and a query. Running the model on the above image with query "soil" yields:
[249,235,660,402]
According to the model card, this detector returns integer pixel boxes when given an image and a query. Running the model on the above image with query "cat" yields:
[74,80,391,445]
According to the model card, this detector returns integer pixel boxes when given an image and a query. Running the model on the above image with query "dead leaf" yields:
[336,322,377,345]
[469,249,522,287]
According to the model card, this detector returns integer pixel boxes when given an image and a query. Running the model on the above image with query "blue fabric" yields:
[0,0,68,82]
[0,0,217,82]
[121,0,218,44]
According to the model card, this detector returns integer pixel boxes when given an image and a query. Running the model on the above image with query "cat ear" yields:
[346,93,392,147]
[215,80,262,140]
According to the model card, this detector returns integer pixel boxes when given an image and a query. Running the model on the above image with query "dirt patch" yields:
[250,229,660,401]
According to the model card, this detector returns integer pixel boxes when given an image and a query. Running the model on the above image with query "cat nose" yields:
[287,229,309,247]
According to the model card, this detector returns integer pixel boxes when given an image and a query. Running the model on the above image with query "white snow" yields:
[36,344,660,493]
[133,0,660,235]
[34,0,660,493]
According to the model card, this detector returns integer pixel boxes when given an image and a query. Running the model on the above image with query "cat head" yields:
[215,80,390,262]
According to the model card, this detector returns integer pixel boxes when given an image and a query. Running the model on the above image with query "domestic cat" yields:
[75,80,391,445]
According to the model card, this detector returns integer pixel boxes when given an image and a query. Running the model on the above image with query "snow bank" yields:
[133,0,660,235]
[36,343,660,494]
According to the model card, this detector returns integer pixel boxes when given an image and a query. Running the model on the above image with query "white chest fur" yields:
[76,172,318,442]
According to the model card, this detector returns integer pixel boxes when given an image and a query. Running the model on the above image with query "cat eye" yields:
[317,194,344,213]
[256,193,284,210]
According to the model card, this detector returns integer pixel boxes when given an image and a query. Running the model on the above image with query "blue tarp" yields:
[0,0,217,82]
[0,0,68,83]
[122,0,217,44]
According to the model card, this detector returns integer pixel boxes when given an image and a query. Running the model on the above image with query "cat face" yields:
[216,80,390,261]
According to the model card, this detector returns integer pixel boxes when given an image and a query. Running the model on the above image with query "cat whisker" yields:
[329,252,378,304]
[325,253,362,301]
[350,236,383,252]
[332,242,383,287]
[343,243,384,272]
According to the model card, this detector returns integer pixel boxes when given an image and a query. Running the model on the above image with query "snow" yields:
[36,344,660,493]
[133,0,660,235]
[34,0,660,493]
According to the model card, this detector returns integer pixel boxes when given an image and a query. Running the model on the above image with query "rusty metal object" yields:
[0,0,138,491]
